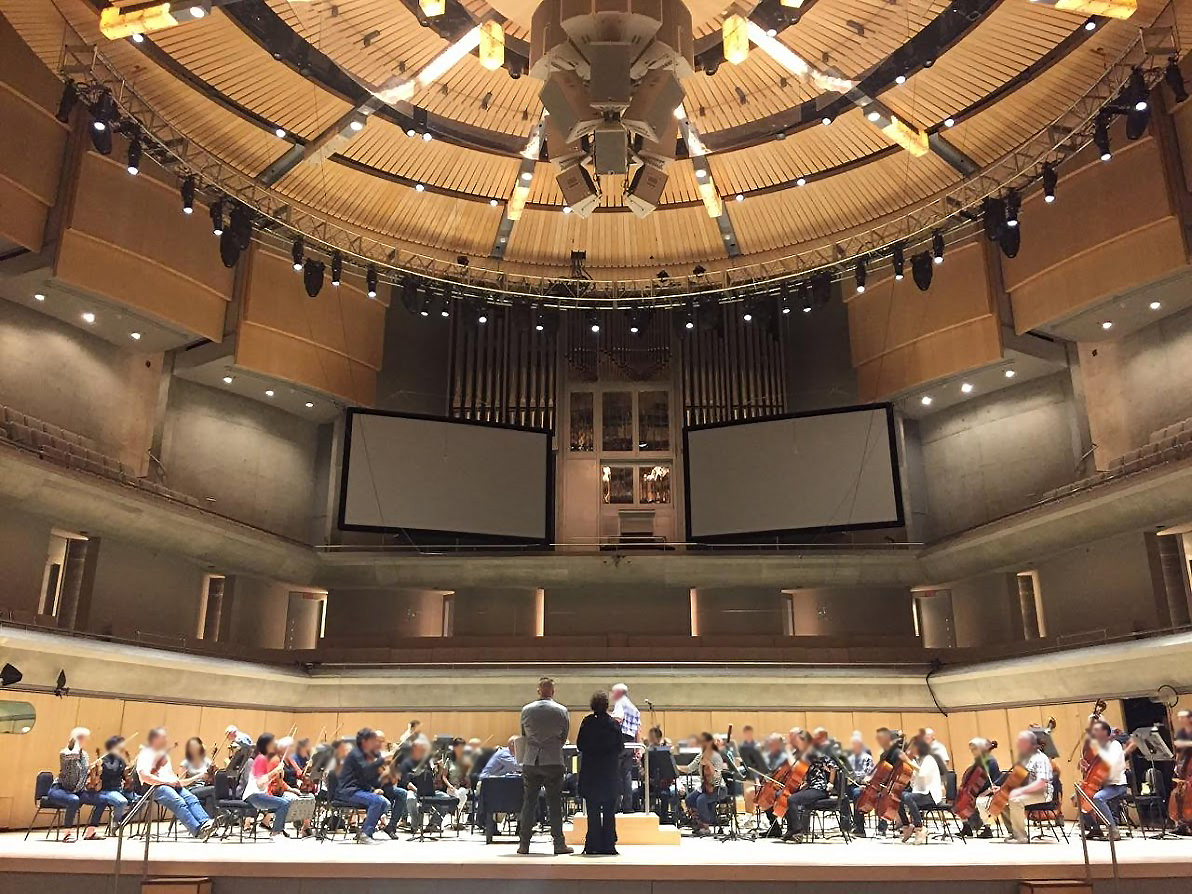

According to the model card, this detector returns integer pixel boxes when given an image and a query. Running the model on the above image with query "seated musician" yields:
[647,733,680,825]
[983,730,1052,843]
[646,725,672,750]
[740,725,758,750]
[479,737,521,779]
[243,733,297,840]
[957,737,1000,840]
[320,738,355,803]
[97,735,137,815]
[46,727,111,841]
[897,738,941,845]
[839,732,875,837]
[764,733,789,771]
[679,732,728,837]
[921,728,951,770]
[868,727,905,836]
[782,730,834,844]
[336,727,406,844]
[1080,720,1128,841]
[136,727,216,839]
[786,727,805,759]
[1175,710,1192,836]
[180,737,217,816]
[400,737,459,834]
[442,737,472,828]
[223,725,256,792]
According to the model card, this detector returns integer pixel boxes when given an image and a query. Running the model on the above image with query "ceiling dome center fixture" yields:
[530,0,694,218]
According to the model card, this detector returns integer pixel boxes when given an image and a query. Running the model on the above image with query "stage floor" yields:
[0,828,1190,883]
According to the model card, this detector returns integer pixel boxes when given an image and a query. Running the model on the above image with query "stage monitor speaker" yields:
[623,70,684,142]
[592,122,629,174]
[556,164,601,217]
[625,164,668,218]
[588,42,634,110]
[539,70,600,142]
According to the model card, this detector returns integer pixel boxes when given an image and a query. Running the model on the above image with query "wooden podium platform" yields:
[564,812,681,846]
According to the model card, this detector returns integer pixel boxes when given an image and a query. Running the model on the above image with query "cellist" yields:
[956,737,1000,840]
[1079,719,1129,841]
[1171,709,1192,836]
[987,730,1053,843]
[839,732,876,838]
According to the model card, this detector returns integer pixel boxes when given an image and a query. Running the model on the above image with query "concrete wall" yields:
[0,503,53,614]
[87,537,205,640]
[544,586,691,636]
[916,372,1080,539]
[0,298,159,470]
[695,588,788,635]
[1080,304,1192,463]
[788,587,916,637]
[451,588,538,637]
[323,588,447,645]
[159,378,320,541]
[950,572,1021,649]
[226,574,292,650]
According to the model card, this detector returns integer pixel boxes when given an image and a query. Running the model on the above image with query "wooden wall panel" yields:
[1004,139,1187,334]
[846,242,1002,401]
[235,323,378,406]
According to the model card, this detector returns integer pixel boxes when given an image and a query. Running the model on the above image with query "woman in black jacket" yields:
[576,690,624,855]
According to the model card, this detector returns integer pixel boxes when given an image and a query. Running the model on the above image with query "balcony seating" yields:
[1037,414,1192,505]
[1,403,201,508]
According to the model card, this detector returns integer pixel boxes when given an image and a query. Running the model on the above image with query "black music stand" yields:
[1130,726,1176,839]
[649,749,680,824]
[739,744,767,779]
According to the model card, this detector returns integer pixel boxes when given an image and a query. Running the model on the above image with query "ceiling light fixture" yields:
[330,251,342,287]
[366,265,378,298]
[796,176,807,186]
[34,293,45,302]
[82,312,95,324]
[130,332,142,340]
[305,402,315,408]
[943,117,956,128]
[291,237,305,272]
[920,395,933,406]
[1150,300,1162,310]
[265,389,275,397]
[854,258,867,294]
[1042,162,1058,203]
[180,175,195,214]
[1094,113,1112,161]
[1101,320,1114,330]
[126,137,141,175]
[210,198,224,235]
[892,243,905,281]
[1005,189,1020,228]
[960,382,974,394]
[932,230,945,265]
[223,376,234,384]
[274,127,287,139]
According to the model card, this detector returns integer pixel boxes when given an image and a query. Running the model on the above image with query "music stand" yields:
[1029,724,1059,760]
[738,744,767,780]
[1131,726,1176,839]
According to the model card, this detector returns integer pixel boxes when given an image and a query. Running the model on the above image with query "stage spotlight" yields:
[931,229,945,264]
[1042,162,1057,203]
[89,89,114,133]
[126,137,141,175]
[800,284,813,314]
[1127,67,1149,112]
[534,306,545,332]
[810,273,832,308]
[742,303,753,322]
[209,198,224,235]
[56,79,79,124]
[854,258,867,294]
[291,237,305,272]
[1126,104,1150,141]
[1005,189,1020,228]
[366,265,378,298]
[1166,57,1188,103]
[180,175,196,214]
[440,284,452,317]
[476,300,489,325]
[892,243,905,281]
[1094,113,1111,161]
[331,251,342,287]
[303,259,325,297]
[982,196,1007,242]
[219,231,240,267]
[683,300,696,330]
[54,670,68,698]
[999,220,1021,259]
[911,251,934,292]
[588,311,601,334]
[0,663,22,687]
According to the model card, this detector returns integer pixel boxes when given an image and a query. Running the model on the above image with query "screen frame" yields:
[337,408,555,545]
[681,403,905,542]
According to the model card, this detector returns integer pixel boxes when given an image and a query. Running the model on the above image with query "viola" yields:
[952,741,997,821]
[1168,747,1192,826]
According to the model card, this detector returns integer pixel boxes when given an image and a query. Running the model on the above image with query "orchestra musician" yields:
[96,735,138,816]
[897,738,941,845]
[782,730,834,844]
[243,733,297,839]
[988,730,1053,844]
[764,733,789,772]
[136,727,216,839]
[46,727,118,841]
[180,737,217,816]
[957,738,1000,840]
[336,727,405,844]
[400,737,458,834]
[647,729,680,825]
[839,732,875,837]
[646,725,672,750]
[1174,710,1192,836]
[679,732,727,837]
[479,737,520,779]
[868,727,905,836]
[921,728,951,770]
[1079,719,1129,841]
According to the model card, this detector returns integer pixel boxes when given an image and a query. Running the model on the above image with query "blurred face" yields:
[876,731,892,749]
[611,686,626,701]
[812,731,828,747]
[1091,724,1110,744]
[851,739,864,755]
[1016,733,1035,757]
[411,742,428,761]
[362,735,379,753]
[539,681,555,700]
[149,731,167,749]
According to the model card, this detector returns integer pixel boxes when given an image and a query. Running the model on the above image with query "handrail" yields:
[1072,782,1122,894]
[112,783,165,894]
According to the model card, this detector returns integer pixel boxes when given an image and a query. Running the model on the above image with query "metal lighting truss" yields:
[59,22,1164,308]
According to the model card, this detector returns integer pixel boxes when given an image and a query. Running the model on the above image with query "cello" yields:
[876,756,915,822]
[952,741,997,822]
[1075,700,1109,815]
[1168,742,1192,826]
[989,717,1056,818]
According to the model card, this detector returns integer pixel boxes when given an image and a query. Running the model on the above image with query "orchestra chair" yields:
[1025,776,1068,844]
[922,770,963,843]
[317,800,367,842]
[478,776,524,844]
[808,781,850,844]
[25,772,68,841]
[213,770,258,842]
[709,776,744,841]
[1128,767,1165,836]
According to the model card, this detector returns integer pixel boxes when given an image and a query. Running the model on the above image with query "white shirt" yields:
[136,746,177,785]
[929,740,950,768]
[1024,750,1054,801]
[1099,739,1127,786]
[911,753,943,804]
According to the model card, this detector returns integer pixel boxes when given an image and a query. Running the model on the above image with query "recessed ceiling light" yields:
[305,402,314,408]
[920,395,933,406]
[821,116,833,126]
[1004,369,1016,378]
[129,332,142,340]
[1101,321,1113,330]
[415,183,425,192]
[563,205,571,214]
[131,32,145,43]
[960,382,974,394]
[222,376,234,384]
[944,117,956,128]
[1084,18,1096,30]
[81,312,95,324]
[349,119,364,132]
[796,176,807,187]
[274,127,286,139]
[489,198,498,206]
[406,127,417,137]
[189,5,206,18]
[33,293,45,302]
[735,193,743,202]
[801,305,811,313]
[520,171,532,181]
[422,131,433,142]
[1150,301,1162,310]
[695,168,707,178]
[766,27,777,36]
[895,75,906,84]
[265,389,275,397]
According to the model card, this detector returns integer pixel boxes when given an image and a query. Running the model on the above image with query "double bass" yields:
[1075,700,1109,815]
[989,717,1056,818]
[1168,741,1192,826]
[952,741,997,821]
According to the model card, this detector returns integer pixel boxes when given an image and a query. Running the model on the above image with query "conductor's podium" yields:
[564,812,682,846]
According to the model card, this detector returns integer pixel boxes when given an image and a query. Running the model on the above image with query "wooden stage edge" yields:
[0,833,1190,882]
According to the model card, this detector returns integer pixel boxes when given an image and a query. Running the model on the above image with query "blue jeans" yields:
[152,785,210,836]
[346,791,390,837]
[246,793,290,831]
[1085,783,1129,831]
[684,788,721,825]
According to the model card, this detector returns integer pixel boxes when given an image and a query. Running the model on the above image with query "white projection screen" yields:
[339,410,552,541]
[683,405,904,539]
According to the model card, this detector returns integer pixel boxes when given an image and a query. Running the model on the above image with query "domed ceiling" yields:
[2,0,1183,293]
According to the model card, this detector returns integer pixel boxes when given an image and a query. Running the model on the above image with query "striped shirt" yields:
[613,696,641,739]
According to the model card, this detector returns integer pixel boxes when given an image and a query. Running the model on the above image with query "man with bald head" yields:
[516,677,572,855]
[610,683,640,813]
[982,730,1052,844]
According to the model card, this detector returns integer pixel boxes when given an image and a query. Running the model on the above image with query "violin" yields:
[952,741,997,821]
[989,717,1056,818]
[204,742,222,785]
[85,750,103,793]
[1076,700,1109,815]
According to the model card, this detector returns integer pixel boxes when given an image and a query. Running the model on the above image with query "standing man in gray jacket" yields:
[517,676,574,855]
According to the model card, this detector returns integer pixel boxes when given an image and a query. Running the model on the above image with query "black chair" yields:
[318,799,368,841]
[923,771,963,842]
[25,772,66,841]
[213,770,257,841]
[1025,776,1069,843]
[478,776,524,843]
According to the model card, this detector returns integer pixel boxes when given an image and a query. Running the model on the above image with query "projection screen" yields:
[339,410,552,541]
[683,405,903,539]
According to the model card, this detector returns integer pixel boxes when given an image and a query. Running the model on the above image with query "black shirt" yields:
[100,754,127,792]
[576,711,624,800]
[337,746,383,799]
